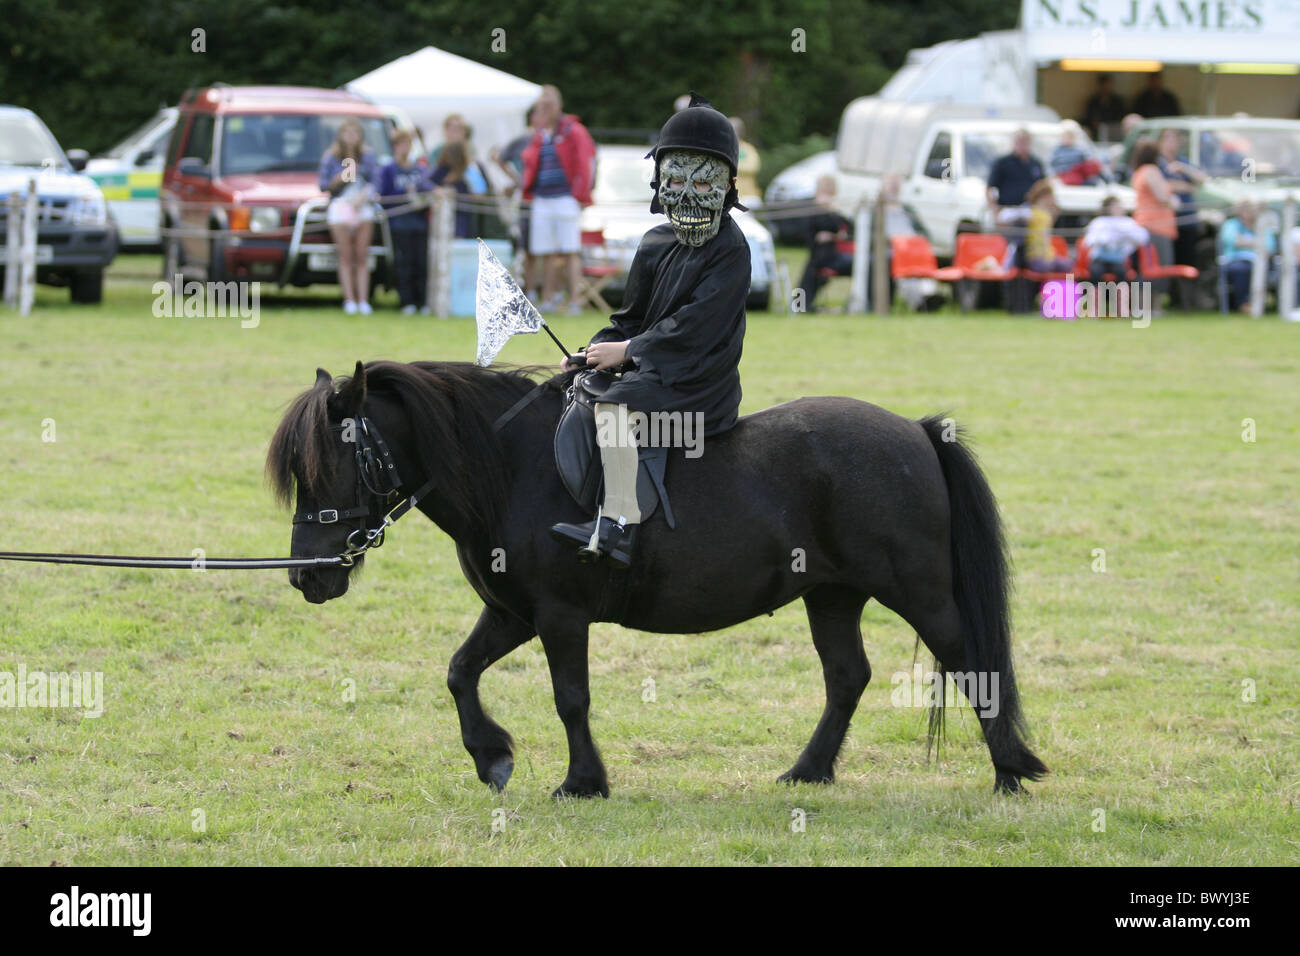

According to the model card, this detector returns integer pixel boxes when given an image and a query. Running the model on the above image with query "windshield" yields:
[0,112,66,169]
[102,111,169,159]
[592,150,653,204]
[1197,128,1300,179]
[963,130,1101,182]
[219,113,391,176]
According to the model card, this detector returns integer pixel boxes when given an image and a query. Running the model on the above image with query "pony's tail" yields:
[919,415,1048,791]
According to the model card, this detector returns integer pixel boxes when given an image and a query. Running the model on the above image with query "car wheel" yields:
[70,270,103,304]
[209,236,229,283]
[1194,235,1219,310]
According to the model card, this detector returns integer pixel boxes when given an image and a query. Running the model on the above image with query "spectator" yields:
[377,128,433,315]
[795,174,853,312]
[1157,127,1207,303]
[1024,180,1073,272]
[1083,195,1149,281]
[1130,138,1178,303]
[1132,72,1181,119]
[319,118,379,315]
[730,117,762,206]
[987,128,1045,215]
[493,104,545,301]
[430,114,490,195]
[1220,199,1277,312]
[521,84,596,315]
[431,142,475,239]
[1050,122,1103,185]
[1083,74,1126,141]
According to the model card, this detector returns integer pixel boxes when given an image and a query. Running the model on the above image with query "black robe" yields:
[587,215,749,437]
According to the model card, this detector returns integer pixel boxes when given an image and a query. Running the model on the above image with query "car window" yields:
[102,112,169,160]
[143,124,172,161]
[1198,128,1300,179]
[182,115,215,168]
[220,113,391,175]
[923,132,951,180]
[592,151,653,204]
[0,112,65,168]
[962,129,1098,181]
[166,115,188,168]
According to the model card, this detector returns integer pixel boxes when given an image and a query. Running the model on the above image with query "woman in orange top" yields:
[1130,138,1177,301]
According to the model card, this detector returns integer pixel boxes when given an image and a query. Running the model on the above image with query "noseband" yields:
[292,416,434,566]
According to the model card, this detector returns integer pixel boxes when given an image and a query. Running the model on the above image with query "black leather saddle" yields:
[554,369,675,528]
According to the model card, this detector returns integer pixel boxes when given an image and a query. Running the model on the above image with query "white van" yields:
[835,98,1134,258]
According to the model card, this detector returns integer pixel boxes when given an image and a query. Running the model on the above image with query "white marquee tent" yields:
[345,46,542,155]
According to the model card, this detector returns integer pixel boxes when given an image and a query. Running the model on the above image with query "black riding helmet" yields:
[647,92,747,214]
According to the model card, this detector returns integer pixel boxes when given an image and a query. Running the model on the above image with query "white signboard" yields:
[1021,0,1300,61]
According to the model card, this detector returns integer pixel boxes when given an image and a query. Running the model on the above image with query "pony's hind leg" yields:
[447,606,535,791]
[779,584,871,785]
[900,595,1046,795]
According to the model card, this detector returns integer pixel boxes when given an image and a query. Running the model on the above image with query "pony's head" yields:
[267,362,377,603]
[267,360,526,604]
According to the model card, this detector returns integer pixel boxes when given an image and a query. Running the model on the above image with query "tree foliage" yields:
[2,0,1016,154]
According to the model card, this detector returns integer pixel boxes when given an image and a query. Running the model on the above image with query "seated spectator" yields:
[1083,195,1149,280]
[795,175,853,312]
[1024,179,1073,272]
[377,129,434,314]
[1220,199,1277,313]
[1051,123,1104,185]
[431,142,476,239]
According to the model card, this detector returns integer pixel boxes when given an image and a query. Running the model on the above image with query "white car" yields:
[85,107,175,246]
[580,144,777,311]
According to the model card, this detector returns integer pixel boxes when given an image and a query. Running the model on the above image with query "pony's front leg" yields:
[538,617,608,798]
[447,606,534,791]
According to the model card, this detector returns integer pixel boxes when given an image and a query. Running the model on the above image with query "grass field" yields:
[0,257,1297,865]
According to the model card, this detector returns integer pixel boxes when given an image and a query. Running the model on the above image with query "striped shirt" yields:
[534,132,570,197]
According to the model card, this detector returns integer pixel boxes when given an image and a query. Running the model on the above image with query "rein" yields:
[0,379,548,572]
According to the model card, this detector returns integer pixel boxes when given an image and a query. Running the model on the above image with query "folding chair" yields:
[577,229,620,312]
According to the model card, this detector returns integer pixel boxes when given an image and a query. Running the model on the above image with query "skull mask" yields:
[656,149,731,247]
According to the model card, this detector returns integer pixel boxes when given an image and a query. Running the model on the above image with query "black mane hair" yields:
[267,361,562,532]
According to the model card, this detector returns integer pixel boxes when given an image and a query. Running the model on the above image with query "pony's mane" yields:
[267,361,563,531]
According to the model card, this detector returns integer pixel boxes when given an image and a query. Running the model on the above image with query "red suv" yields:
[161,84,395,290]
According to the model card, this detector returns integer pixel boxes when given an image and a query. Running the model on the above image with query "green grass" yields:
[0,257,1297,865]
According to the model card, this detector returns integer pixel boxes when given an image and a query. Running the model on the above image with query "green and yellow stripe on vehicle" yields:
[90,170,160,200]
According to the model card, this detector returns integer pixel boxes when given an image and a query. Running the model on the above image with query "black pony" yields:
[267,360,1047,796]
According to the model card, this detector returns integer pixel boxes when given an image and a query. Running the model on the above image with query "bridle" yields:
[292,415,436,567]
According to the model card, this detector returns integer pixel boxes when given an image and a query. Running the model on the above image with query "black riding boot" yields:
[549,516,637,568]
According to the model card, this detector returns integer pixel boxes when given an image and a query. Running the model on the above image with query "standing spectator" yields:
[431,142,475,239]
[987,129,1045,216]
[730,117,762,206]
[377,128,433,315]
[1219,200,1277,312]
[1083,74,1126,141]
[521,84,596,314]
[430,114,491,195]
[319,118,379,315]
[1130,138,1178,304]
[1083,195,1149,281]
[1024,180,1073,272]
[795,174,853,312]
[1133,72,1181,119]
[1157,128,1207,304]
[493,103,544,301]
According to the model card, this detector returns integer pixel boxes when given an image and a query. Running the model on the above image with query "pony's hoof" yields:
[777,766,834,785]
[993,771,1028,795]
[482,755,514,792]
[552,778,609,799]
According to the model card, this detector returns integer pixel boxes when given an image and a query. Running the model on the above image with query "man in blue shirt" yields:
[986,129,1045,214]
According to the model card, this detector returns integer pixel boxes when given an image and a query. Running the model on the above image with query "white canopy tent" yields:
[345,46,542,155]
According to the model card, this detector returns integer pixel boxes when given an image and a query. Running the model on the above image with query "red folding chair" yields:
[577,230,620,312]
[952,233,1018,312]
[1137,243,1199,281]
[1075,241,1138,282]
[889,235,962,282]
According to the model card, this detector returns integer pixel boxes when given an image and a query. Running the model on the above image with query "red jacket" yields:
[521,114,596,206]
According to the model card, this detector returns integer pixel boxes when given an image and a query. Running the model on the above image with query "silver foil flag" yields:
[475,239,544,367]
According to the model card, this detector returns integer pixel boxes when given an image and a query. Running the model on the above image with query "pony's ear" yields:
[315,367,332,389]
[328,361,367,418]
